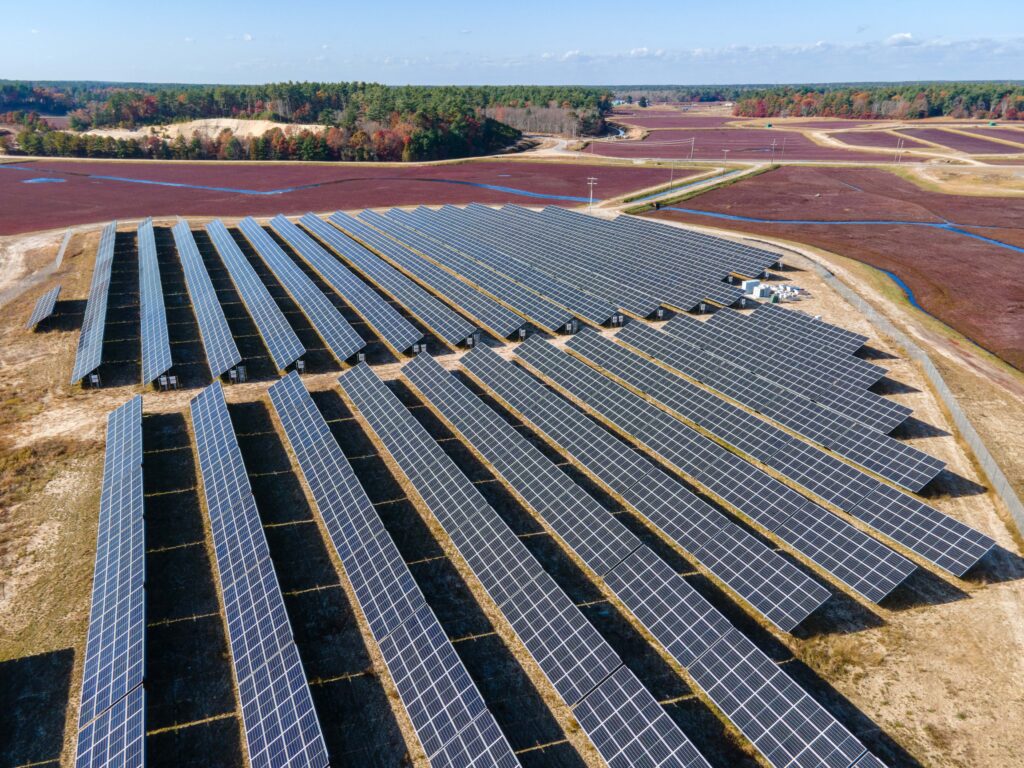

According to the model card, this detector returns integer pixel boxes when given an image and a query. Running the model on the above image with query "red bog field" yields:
[829,131,932,150]
[588,128,897,162]
[0,159,671,235]
[897,128,1024,154]
[646,166,1024,370]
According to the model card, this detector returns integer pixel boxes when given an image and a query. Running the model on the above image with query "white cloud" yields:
[242,32,253,42]
[184,37,195,44]
[885,32,916,47]
[31,28,39,35]
[321,44,329,50]
[561,49,582,61]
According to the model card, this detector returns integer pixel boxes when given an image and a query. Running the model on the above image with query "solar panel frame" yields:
[269,215,423,353]
[298,213,476,347]
[206,219,304,371]
[172,220,242,378]
[236,217,365,364]
[27,284,61,329]
[189,382,328,768]
[71,221,118,384]
[138,218,174,384]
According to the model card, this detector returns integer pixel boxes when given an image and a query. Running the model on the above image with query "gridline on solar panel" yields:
[852,750,890,768]
[138,219,173,384]
[172,221,242,378]
[71,221,118,384]
[574,665,711,768]
[206,220,304,371]
[27,285,61,329]
[237,217,364,364]
[403,353,642,576]
[430,713,521,768]
[620,321,916,468]
[190,383,328,768]
[459,346,832,631]
[337,363,621,707]
[267,374,518,766]
[689,628,869,768]
[451,205,661,317]
[515,337,917,604]
[753,302,868,352]
[393,208,617,325]
[77,395,145,730]
[75,684,144,768]
[329,211,524,339]
[298,214,475,347]
[368,210,575,333]
[269,215,423,353]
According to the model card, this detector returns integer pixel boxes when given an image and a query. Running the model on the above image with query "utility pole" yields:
[722,149,730,164]
[770,139,777,164]
[587,177,598,211]
[895,136,904,164]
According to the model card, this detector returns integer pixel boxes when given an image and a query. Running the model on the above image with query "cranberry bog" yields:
[0,158,672,235]
[610,112,742,128]
[897,128,1024,155]
[587,128,897,162]
[829,131,932,150]
[645,165,1024,370]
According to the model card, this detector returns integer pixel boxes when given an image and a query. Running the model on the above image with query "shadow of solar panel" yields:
[75,684,144,768]
[138,219,173,384]
[298,213,475,347]
[338,363,621,708]
[393,207,616,324]
[328,211,523,339]
[189,383,328,768]
[375,210,575,332]
[172,221,241,378]
[72,221,118,384]
[270,215,422,353]
[77,396,145,729]
[27,284,61,329]
[237,217,364,363]
[207,220,304,370]
[574,665,710,768]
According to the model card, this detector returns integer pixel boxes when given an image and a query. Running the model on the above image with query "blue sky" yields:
[4,0,1023,85]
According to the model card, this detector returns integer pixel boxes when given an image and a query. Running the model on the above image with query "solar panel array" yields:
[612,325,993,576]
[190,383,328,768]
[512,337,917,603]
[365,209,576,333]
[26,284,61,329]
[267,371,518,765]
[172,220,242,378]
[459,347,883,768]
[71,221,118,384]
[390,207,617,325]
[269,215,423,353]
[338,362,709,767]
[138,219,173,384]
[329,211,525,339]
[299,213,476,347]
[75,396,145,768]
[206,219,304,371]
[236,217,365,364]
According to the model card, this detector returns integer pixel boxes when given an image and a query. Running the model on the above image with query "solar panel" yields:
[189,382,328,768]
[137,219,173,384]
[689,628,868,768]
[236,217,364,364]
[206,219,304,371]
[337,362,620,707]
[329,211,524,339]
[402,353,642,576]
[267,372,516,764]
[459,345,830,631]
[269,215,423,353]
[77,396,145,729]
[299,213,476,347]
[574,665,711,768]
[26,285,61,329]
[75,684,144,768]
[71,221,118,384]
[172,220,242,378]
[513,337,916,604]
[851,751,889,768]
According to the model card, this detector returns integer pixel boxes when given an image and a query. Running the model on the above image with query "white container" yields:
[741,278,761,295]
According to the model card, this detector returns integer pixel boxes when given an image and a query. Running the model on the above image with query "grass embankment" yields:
[624,164,778,214]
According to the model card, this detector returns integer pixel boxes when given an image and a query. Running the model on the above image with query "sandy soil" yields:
[85,117,326,141]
